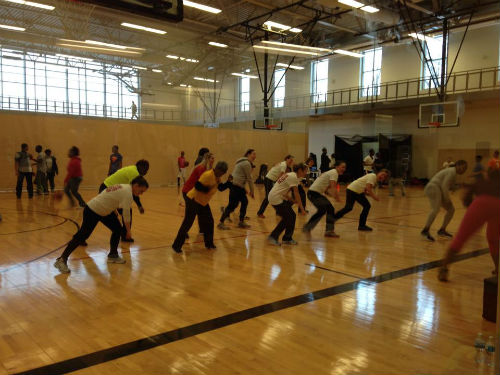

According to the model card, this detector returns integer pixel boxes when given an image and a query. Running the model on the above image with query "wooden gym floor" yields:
[0,185,496,375]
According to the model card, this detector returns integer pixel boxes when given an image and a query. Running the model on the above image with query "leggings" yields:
[450,195,500,257]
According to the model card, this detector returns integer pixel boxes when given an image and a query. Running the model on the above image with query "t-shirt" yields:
[104,165,139,187]
[427,167,457,202]
[15,151,32,173]
[310,169,338,194]
[348,173,377,194]
[109,153,123,175]
[87,184,133,222]
[178,156,186,169]
[183,165,206,193]
[488,157,500,170]
[266,161,287,182]
[187,169,218,206]
[45,156,53,172]
[473,162,484,173]
[36,153,47,173]
[363,155,374,172]
[268,172,299,205]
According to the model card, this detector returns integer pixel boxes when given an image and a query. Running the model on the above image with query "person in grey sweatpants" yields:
[218,149,256,229]
[421,160,468,242]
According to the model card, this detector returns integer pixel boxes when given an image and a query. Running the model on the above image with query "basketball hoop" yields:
[428,121,441,128]
[266,124,278,130]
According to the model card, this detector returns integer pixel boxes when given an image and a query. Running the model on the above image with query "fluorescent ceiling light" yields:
[56,53,93,62]
[360,5,379,12]
[194,76,218,83]
[57,43,142,55]
[184,0,221,14]
[262,40,331,52]
[0,24,25,31]
[152,69,162,73]
[133,65,147,70]
[84,40,144,51]
[263,20,302,33]
[3,0,54,10]
[208,41,228,48]
[231,72,258,79]
[334,49,363,58]
[338,0,364,8]
[121,22,166,35]
[186,58,198,63]
[166,55,198,63]
[408,32,440,46]
[253,45,319,56]
[166,55,179,59]
[276,62,304,70]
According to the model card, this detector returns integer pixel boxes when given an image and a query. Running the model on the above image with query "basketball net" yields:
[427,121,441,135]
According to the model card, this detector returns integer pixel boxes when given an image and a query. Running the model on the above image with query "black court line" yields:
[0,218,67,235]
[11,247,489,375]
[305,263,363,279]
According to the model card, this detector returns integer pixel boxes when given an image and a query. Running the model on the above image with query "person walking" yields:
[108,145,123,176]
[363,149,375,174]
[44,149,58,193]
[320,148,330,173]
[15,143,34,199]
[177,151,188,190]
[35,145,48,195]
[64,146,86,208]
[131,101,138,119]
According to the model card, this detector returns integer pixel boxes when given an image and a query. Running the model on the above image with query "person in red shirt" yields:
[182,153,214,202]
[487,150,500,171]
[177,151,188,191]
[64,146,86,207]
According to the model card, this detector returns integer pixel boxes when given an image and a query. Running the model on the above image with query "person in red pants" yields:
[438,169,500,281]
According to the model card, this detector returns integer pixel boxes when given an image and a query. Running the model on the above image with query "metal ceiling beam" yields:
[396,0,434,16]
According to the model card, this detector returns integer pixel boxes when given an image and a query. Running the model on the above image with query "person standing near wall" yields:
[131,101,138,119]
[44,149,58,193]
[420,160,468,242]
[488,150,500,171]
[108,145,123,176]
[363,149,375,174]
[15,143,34,199]
[471,155,485,182]
[194,147,210,166]
[64,146,86,208]
[35,145,48,195]
[320,148,330,174]
[177,151,187,191]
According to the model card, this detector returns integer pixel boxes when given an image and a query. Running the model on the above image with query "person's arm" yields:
[441,170,455,202]
[108,158,113,174]
[326,180,341,202]
[14,160,19,176]
[365,183,379,201]
[245,162,255,198]
[54,158,59,175]
[194,181,211,192]
[291,186,306,214]
[133,195,144,214]
[122,199,132,239]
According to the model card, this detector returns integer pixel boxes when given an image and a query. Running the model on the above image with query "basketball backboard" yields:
[418,101,460,128]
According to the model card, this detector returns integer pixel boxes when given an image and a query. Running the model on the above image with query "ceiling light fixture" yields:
[253,45,319,56]
[56,53,93,62]
[0,24,25,31]
[180,84,187,87]
[3,0,54,10]
[231,72,258,79]
[208,41,228,48]
[84,40,144,51]
[333,49,363,58]
[152,69,162,73]
[360,5,379,13]
[133,65,147,70]
[338,0,363,8]
[57,43,142,55]
[276,63,304,70]
[120,22,166,35]
[194,76,218,83]
[184,0,221,14]
[408,32,440,46]
[262,40,331,52]
[263,21,302,33]
[166,55,179,59]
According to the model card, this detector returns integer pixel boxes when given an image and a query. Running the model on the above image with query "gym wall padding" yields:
[0,112,307,190]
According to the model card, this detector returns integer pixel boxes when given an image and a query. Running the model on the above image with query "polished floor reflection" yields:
[0,185,495,375]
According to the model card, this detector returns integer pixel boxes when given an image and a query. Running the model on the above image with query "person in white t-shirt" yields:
[334,169,389,231]
[363,149,375,174]
[257,155,294,218]
[303,161,346,237]
[267,164,307,246]
[54,176,149,274]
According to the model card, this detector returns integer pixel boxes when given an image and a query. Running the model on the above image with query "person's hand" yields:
[139,206,145,214]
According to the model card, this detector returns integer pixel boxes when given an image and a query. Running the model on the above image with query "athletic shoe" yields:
[358,226,373,232]
[54,257,70,273]
[226,217,233,223]
[217,223,230,230]
[244,216,250,220]
[421,230,435,242]
[437,229,453,238]
[437,267,449,282]
[238,221,251,229]
[267,236,281,246]
[206,244,217,250]
[107,255,126,264]
[282,239,298,245]
[121,237,135,243]
[257,214,265,218]
[172,246,182,254]
[324,231,340,238]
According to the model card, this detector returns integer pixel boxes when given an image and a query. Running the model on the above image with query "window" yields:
[421,35,446,89]
[240,76,250,112]
[311,59,328,103]
[273,68,285,108]
[361,47,382,97]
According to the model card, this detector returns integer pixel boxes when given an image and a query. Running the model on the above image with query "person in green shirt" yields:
[98,159,149,242]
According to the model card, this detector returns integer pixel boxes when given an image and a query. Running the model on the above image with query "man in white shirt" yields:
[334,169,389,231]
[54,176,149,274]
[421,160,467,241]
[257,155,294,218]
[303,161,346,237]
[267,164,307,246]
[363,149,375,174]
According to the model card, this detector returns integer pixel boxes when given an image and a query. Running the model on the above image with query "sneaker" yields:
[267,236,281,246]
[226,217,233,223]
[244,216,250,220]
[358,226,373,232]
[238,221,251,229]
[54,257,70,273]
[206,244,217,250]
[257,214,265,219]
[324,231,340,238]
[437,229,453,238]
[172,246,182,254]
[217,223,230,230]
[121,237,135,243]
[421,230,435,242]
[107,255,126,264]
[437,267,449,282]
[282,239,298,245]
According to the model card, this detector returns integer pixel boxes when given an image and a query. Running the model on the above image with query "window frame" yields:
[360,47,382,97]
[420,35,447,90]
[311,59,329,104]
[239,76,250,112]
[273,68,286,108]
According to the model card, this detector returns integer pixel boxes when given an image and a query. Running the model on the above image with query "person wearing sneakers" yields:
[334,169,389,231]
[257,154,294,218]
[54,176,149,273]
[267,164,307,246]
[303,161,346,238]
[172,161,229,253]
[420,160,468,242]
[100,159,149,242]
[218,149,256,230]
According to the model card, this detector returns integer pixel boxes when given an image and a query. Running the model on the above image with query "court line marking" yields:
[0,218,67,236]
[304,263,364,279]
[10,247,489,375]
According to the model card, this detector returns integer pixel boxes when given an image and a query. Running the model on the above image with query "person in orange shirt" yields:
[487,150,500,171]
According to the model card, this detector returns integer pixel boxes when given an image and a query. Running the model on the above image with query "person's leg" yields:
[64,181,75,206]
[438,199,455,234]
[281,202,297,242]
[70,177,86,207]
[47,172,55,192]
[400,180,406,196]
[422,184,441,232]
[304,190,327,232]
[199,203,215,248]
[257,178,273,216]
[298,184,306,211]
[25,173,33,198]
[238,189,249,225]
[269,203,287,241]
[325,200,336,233]
[486,219,500,275]
[354,193,371,229]
[172,198,197,252]
[16,173,24,198]
[35,171,42,194]
[334,189,355,221]
[388,178,395,196]
[41,172,48,194]
[219,186,240,224]
[100,212,125,260]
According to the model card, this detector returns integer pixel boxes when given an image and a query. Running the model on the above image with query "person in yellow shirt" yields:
[172,161,229,253]
[99,159,149,242]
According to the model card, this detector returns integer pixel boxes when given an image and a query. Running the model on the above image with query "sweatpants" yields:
[46,171,56,192]
[220,185,248,223]
[64,177,85,206]
[257,177,274,215]
[16,172,33,198]
[36,171,48,194]
[304,190,335,232]
[270,201,296,241]
[335,189,371,227]
[61,206,121,260]
[423,183,454,231]
[172,197,215,250]
[389,178,406,196]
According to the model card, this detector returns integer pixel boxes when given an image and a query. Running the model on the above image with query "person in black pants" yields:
[320,147,331,173]
[44,149,58,192]
[334,170,389,231]
[15,143,35,199]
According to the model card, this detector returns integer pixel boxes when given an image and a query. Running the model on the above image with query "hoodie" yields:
[231,157,254,195]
